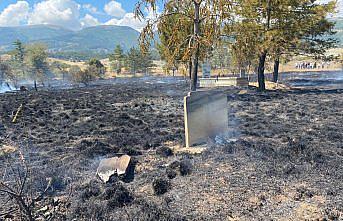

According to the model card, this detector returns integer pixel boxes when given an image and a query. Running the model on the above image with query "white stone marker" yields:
[184,90,228,148]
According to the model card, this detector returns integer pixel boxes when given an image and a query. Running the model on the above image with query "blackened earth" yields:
[0,78,342,220]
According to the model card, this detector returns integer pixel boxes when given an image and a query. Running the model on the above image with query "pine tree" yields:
[126,47,141,75]
[110,45,125,74]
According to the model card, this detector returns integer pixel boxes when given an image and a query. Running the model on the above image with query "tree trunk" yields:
[191,47,199,91]
[257,51,267,91]
[191,1,201,91]
[34,80,37,91]
[256,0,271,91]
[188,60,192,79]
[273,57,280,83]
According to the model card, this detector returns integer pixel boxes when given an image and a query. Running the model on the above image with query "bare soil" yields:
[0,78,342,220]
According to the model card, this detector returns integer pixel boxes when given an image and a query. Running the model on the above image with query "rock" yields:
[97,155,131,183]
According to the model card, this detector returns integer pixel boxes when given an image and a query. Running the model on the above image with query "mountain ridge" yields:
[0,25,140,54]
[0,19,343,58]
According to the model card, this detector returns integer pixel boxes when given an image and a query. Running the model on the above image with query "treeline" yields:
[0,40,108,90]
[0,40,50,91]
[50,51,108,61]
[136,0,337,91]
[0,40,159,90]
[108,45,156,75]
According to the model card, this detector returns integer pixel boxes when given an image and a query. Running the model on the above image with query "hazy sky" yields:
[0,0,341,31]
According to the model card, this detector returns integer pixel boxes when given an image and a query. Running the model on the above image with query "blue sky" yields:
[0,0,341,31]
[0,0,139,17]
[0,0,160,31]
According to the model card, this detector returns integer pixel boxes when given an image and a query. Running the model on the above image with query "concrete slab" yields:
[199,77,249,88]
[184,90,228,148]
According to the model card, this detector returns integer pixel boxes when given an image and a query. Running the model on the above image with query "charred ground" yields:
[0,78,342,220]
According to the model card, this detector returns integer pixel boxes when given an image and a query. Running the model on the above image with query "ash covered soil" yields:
[0,78,342,220]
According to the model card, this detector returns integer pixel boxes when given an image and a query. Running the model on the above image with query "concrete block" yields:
[199,77,249,88]
[184,90,228,148]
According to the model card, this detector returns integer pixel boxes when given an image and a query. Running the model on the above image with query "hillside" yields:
[0,25,72,51]
[44,26,139,53]
[0,19,342,58]
[0,25,139,55]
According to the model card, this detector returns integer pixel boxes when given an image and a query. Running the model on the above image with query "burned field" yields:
[0,79,342,220]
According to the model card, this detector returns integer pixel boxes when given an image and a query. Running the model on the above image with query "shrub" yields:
[152,178,171,195]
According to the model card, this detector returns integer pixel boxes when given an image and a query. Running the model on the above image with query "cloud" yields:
[104,1,126,18]
[105,13,146,31]
[0,1,30,27]
[28,0,82,30]
[80,14,100,28]
[83,4,101,15]
[104,5,160,31]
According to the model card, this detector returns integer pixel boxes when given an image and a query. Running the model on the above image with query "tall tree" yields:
[140,51,156,75]
[156,2,194,79]
[25,43,49,91]
[11,40,26,80]
[126,47,141,75]
[232,0,337,89]
[125,47,156,75]
[270,1,337,83]
[136,0,228,91]
[13,40,25,64]
[109,45,125,74]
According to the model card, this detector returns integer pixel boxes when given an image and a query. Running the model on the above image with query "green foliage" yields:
[25,43,49,85]
[228,0,337,89]
[156,2,194,68]
[210,43,232,71]
[136,0,228,91]
[12,40,25,64]
[88,58,105,77]
[109,45,125,74]
[125,47,156,75]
